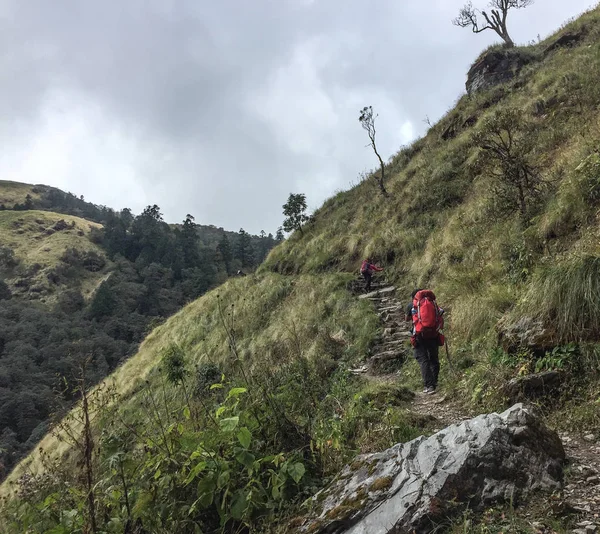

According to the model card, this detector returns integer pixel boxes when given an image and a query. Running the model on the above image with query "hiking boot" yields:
[422,387,429,394]
[425,387,436,395]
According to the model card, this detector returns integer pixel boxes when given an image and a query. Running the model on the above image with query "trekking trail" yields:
[350,275,468,426]
[350,275,600,529]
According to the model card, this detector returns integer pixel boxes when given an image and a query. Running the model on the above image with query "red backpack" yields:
[412,290,443,339]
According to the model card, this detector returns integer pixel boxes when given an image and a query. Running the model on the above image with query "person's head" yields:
[411,288,422,299]
[365,257,371,263]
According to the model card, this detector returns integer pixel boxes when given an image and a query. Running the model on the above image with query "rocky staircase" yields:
[352,276,411,375]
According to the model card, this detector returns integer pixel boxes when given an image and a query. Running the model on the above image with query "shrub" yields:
[0,246,19,269]
[522,255,600,342]
[0,279,12,300]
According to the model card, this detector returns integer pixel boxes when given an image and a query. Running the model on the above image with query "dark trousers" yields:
[362,270,372,291]
[414,336,440,389]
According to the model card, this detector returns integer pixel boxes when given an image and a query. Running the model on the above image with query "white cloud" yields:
[0,0,595,233]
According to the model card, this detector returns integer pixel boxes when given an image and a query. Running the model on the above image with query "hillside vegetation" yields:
[3,7,600,534]
[0,181,42,210]
[0,210,108,301]
[0,185,278,484]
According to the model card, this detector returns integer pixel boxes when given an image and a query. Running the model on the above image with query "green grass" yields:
[0,272,380,495]
[0,180,41,208]
[0,210,108,301]
[5,6,600,529]
[263,5,600,349]
[0,210,102,266]
[517,255,600,342]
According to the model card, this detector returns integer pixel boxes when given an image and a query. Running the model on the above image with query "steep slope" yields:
[0,184,278,485]
[3,7,600,534]
[265,8,600,350]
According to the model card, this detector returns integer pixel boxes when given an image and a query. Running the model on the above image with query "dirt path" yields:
[351,277,600,531]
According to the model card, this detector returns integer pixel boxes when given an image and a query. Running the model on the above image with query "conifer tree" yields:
[217,234,233,273]
[235,228,254,268]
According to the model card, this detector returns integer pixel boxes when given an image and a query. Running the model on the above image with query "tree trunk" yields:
[120,460,132,520]
[500,24,515,47]
[373,144,389,197]
[517,181,527,221]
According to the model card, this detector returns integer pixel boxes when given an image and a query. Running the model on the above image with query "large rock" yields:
[503,371,563,403]
[496,315,557,352]
[296,404,564,534]
[466,48,534,95]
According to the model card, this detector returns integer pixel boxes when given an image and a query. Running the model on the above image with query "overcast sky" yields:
[1,0,595,234]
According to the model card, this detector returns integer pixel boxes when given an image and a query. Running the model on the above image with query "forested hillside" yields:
[0,181,278,480]
[2,6,600,534]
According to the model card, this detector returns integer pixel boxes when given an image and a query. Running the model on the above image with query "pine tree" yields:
[235,228,254,269]
[217,234,233,274]
[180,214,200,268]
[89,281,116,319]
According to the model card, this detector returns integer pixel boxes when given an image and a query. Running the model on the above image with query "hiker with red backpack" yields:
[360,258,383,292]
[405,288,445,394]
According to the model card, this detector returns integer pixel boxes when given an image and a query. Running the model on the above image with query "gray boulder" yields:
[296,404,564,534]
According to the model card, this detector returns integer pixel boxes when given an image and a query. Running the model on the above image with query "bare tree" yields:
[473,108,541,220]
[52,360,114,534]
[453,0,534,48]
[359,106,389,197]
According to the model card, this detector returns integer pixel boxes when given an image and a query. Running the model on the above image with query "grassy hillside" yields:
[3,7,600,534]
[0,181,42,209]
[0,187,279,487]
[0,210,108,301]
[265,7,600,347]
[1,273,423,532]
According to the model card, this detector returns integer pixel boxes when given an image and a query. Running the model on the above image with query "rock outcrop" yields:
[466,48,534,95]
[504,371,563,403]
[544,28,587,55]
[497,315,556,352]
[296,404,564,534]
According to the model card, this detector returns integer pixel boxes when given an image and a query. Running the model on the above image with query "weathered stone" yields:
[296,404,564,534]
[503,371,562,403]
[496,315,556,352]
[359,287,396,300]
[371,351,402,362]
[466,48,535,95]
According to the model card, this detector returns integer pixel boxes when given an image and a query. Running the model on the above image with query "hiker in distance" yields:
[405,288,445,394]
[360,257,383,292]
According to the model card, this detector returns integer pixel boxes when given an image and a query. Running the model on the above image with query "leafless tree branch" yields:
[453,0,534,47]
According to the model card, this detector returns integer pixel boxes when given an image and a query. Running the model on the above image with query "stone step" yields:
[380,314,404,323]
[380,333,411,341]
[377,305,402,313]
[371,351,403,362]
[380,335,410,344]
[382,340,409,347]
[380,336,409,344]
[358,287,396,299]
[377,343,407,354]
[380,313,405,321]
